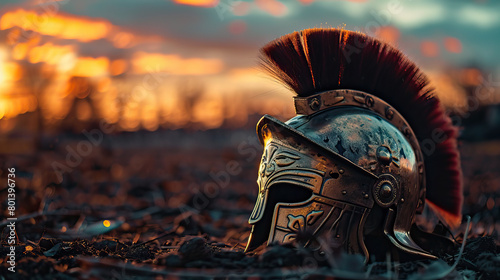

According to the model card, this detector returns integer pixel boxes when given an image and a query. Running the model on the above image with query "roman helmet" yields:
[245,28,463,261]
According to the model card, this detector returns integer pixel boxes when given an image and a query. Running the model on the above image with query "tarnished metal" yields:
[246,89,436,260]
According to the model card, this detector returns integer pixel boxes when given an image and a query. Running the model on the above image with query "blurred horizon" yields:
[0,0,499,136]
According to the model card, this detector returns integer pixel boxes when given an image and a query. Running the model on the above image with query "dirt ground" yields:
[0,128,499,279]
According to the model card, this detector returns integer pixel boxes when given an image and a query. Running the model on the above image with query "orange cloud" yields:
[0,94,37,120]
[110,59,128,76]
[72,57,109,77]
[255,0,288,17]
[421,40,439,57]
[228,20,247,35]
[461,68,482,87]
[298,0,315,5]
[444,37,462,53]
[172,0,219,7]
[112,32,135,49]
[0,61,22,83]
[28,42,75,65]
[132,52,224,75]
[233,1,251,16]
[0,9,111,42]
[228,67,260,77]
[376,26,400,46]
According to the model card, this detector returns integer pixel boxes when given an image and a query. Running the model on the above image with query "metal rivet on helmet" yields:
[385,107,394,120]
[309,97,321,111]
[403,126,411,137]
[376,146,392,166]
[373,174,399,207]
[365,96,374,107]
[380,184,393,197]
[418,163,424,174]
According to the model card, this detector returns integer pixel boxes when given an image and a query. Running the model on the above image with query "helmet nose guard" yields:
[246,89,435,260]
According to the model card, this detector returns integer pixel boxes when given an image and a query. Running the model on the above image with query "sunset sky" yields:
[0,0,498,130]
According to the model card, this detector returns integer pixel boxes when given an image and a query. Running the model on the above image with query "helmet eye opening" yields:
[267,183,313,206]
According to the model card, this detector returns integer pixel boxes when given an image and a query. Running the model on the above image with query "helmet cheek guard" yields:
[246,90,436,261]
[246,115,377,259]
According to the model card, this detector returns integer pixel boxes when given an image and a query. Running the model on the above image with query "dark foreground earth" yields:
[0,129,499,279]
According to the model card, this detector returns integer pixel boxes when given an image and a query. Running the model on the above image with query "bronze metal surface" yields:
[247,89,437,260]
